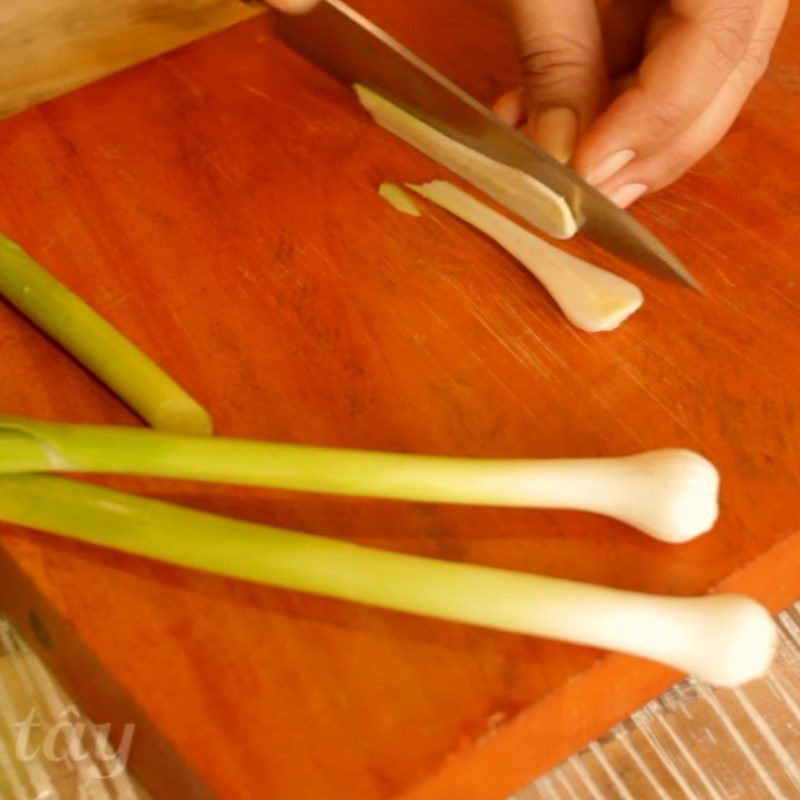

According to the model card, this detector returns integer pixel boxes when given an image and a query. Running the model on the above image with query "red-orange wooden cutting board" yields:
[1,2,800,798]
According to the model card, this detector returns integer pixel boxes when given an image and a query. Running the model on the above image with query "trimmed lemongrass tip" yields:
[355,84,577,240]
[0,474,774,686]
[378,182,421,216]
[408,180,643,333]
[0,416,718,542]
[0,233,213,435]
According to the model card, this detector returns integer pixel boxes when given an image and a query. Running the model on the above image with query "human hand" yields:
[495,0,788,207]
[266,0,318,12]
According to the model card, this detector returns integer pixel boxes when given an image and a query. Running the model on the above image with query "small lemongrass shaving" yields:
[0,233,213,434]
[408,180,643,332]
[355,84,577,239]
[0,415,719,542]
[0,474,775,687]
[378,182,422,216]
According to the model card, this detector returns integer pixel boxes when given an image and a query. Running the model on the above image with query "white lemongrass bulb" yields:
[607,449,721,542]
[574,449,719,542]
[512,449,720,542]
[554,590,777,687]
[682,595,778,686]
[407,180,643,332]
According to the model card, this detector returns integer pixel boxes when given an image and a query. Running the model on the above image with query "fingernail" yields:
[585,149,636,186]
[608,183,648,208]
[530,107,578,163]
[493,87,526,127]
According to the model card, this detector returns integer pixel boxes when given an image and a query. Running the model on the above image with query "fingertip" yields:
[606,182,648,208]
[526,106,579,164]
[269,0,319,13]
[571,128,610,180]
[582,148,636,186]
[571,91,640,182]
[493,88,527,127]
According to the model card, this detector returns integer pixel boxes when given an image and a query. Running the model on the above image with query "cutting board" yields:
[1,2,800,799]
[0,0,258,118]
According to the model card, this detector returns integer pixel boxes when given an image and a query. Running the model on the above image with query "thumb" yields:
[504,0,606,162]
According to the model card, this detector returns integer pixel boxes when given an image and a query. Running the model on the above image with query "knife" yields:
[265,0,698,288]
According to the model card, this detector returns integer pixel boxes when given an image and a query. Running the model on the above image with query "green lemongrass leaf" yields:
[0,233,213,435]
[0,415,719,542]
[0,474,775,687]
[0,431,54,472]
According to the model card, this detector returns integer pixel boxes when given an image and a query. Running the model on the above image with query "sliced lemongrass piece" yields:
[0,474,774,687]
[0,415,718,542]
[408,180,643,332]
[0,233,213,434]
[355,84,576,239]
[378,182,421,216]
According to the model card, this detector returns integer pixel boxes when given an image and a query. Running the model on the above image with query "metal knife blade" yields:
[270,0,698,288]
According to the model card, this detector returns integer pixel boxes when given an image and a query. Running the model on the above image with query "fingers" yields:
[493,87,527,127]
[574,0,766,188]
[267,0,319,12]
[503,0,607,162]
[579,0,787,204]
[601,0,660,77]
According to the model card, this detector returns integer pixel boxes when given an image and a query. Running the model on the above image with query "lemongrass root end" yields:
[692,595,778,686]
[618,450,720,543]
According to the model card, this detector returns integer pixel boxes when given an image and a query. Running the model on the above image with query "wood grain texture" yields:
[0,0,258,119]
[0,1,799,798]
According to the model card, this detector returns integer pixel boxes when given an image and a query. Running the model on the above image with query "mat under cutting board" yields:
[1,1,800,799]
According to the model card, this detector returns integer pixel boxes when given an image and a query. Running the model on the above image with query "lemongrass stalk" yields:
[0,430,53,472]
[0,415,718,542]
[355,85,577,239]
[0,233,213,435]
[0,474,774,687]
[408,181,643,332]
[378,182,421,216]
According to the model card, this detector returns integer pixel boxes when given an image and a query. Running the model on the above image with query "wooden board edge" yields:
[0,542,221,800]
[397,528,800,800]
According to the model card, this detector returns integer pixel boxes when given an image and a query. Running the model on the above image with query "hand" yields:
[495,0,788,207]
[266,0,318,11]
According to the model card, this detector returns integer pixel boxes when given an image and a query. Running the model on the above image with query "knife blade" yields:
[270,0,698,288]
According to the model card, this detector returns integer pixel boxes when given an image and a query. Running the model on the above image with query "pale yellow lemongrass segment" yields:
[408,180,643,332]
[0,416,719,542]
[378,182,422,216]
[0,233,213,434]
[354,84,577,240]
[0,474,776,687]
